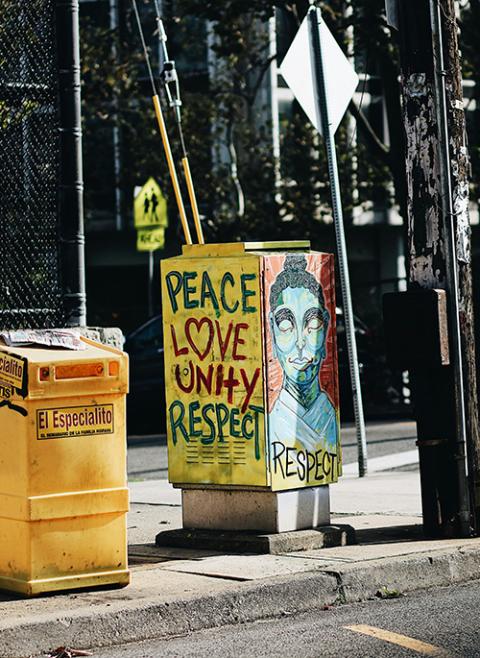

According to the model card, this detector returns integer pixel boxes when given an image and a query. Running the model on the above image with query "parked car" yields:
[124,315,166,435]
[125,309,407,435]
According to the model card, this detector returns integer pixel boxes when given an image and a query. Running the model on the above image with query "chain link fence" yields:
[0,0,65,329]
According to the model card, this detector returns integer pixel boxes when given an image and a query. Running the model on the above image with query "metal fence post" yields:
[56,0,87,327]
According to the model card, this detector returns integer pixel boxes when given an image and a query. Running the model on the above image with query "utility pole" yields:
[393,0,479,536]
[438,0,480,534]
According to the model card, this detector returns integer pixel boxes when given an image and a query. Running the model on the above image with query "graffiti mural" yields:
[161,245,341,491]
[265,253,341,490]
[161,251,268,487]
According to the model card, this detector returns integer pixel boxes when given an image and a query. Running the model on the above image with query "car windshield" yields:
[127,316,163,351]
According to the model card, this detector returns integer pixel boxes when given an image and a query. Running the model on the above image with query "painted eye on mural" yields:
[306,317,323,333]
[304,308,324,334]
[275,308,295,334]
[278,319,294,333]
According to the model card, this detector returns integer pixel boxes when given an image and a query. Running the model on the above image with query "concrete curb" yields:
[1,546,480,657]
[0,573,339,658]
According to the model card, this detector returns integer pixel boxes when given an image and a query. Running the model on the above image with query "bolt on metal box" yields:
[0,336,129,596]
[161,242,342,492]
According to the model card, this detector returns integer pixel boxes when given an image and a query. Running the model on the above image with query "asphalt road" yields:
[91,580,480,657]
[127,419,418,481]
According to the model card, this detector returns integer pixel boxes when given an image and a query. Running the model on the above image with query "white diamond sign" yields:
[280,14,359,135]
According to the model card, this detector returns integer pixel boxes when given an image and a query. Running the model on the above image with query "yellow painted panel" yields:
[0,515,128,596]
[181,243,246,258]
[162,253,268,487]
[27,396,127,496]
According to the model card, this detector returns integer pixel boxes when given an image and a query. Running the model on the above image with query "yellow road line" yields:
[345,625,449,656]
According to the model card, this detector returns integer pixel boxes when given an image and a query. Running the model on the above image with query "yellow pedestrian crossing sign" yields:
[134,178,168,229]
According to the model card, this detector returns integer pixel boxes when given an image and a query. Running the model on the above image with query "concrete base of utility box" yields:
[181,486,330,533]
[155,523,355,555]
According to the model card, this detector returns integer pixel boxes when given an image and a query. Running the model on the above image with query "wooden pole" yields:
[438,0,480,533]
[182,157,204,244]
[396,0,478,536]
[152,95,192,245]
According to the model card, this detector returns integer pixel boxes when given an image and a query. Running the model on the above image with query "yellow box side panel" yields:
[27,395,127,496]
[0,488,129,521]
[0,513,128,595]
[0,407,28,497]
[30,513,127,580]
[162,254,268,487]
[28,488,129,521]
[0,519,29,582]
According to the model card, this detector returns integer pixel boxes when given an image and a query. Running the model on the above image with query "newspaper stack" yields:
[0,330,87,351]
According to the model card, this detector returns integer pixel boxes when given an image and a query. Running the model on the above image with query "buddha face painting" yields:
[269,255,329,389]
[271,286,326,385]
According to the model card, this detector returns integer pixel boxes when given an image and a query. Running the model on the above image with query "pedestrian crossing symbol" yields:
[134,177,168,230]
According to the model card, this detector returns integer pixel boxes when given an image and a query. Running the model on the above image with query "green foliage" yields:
[376,586,402,599]
[79,0,480,239]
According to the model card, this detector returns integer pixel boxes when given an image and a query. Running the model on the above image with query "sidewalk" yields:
[2,471,480,658]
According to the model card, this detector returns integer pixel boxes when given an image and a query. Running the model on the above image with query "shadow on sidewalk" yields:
[355,523,423,545]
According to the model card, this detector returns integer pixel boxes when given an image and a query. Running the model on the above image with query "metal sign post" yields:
[148,251,154,318]
[133,177,168,317]
[308,4,368,476]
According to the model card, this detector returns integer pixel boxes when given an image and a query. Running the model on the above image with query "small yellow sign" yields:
[0,352,24,389]
[137,226,165,252]
[134,178,167,229]
[36,404,114,440]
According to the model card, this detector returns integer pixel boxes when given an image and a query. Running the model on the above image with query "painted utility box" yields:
[161,242,341,492]
[0,336,129,596]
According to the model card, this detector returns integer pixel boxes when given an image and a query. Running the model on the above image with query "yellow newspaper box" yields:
[0,336,129,596]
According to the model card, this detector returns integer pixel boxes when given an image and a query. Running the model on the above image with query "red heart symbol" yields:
[185,318,214,361]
